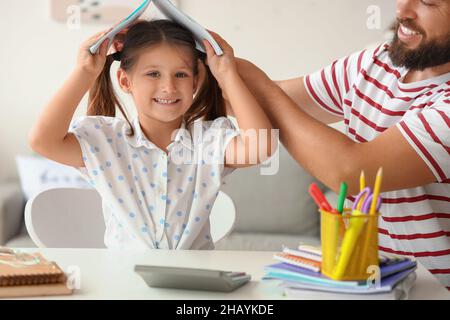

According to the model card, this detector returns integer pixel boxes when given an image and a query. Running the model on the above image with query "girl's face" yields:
[118,43,198,124]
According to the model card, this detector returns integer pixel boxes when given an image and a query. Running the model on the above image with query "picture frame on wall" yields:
[49,0,179,24]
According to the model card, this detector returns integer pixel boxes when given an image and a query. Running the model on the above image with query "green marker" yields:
[337,182,348,214]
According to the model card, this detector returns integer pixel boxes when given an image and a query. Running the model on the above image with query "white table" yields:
[12,248,450,300]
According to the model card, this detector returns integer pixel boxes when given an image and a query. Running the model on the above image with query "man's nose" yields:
[396,0,418,21]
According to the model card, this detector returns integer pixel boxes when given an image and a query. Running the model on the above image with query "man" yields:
[237,0,449,289]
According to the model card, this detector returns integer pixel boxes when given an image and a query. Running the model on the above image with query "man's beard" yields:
[388,20,450,71]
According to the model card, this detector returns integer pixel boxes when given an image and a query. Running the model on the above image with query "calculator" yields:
[134,265,251,292]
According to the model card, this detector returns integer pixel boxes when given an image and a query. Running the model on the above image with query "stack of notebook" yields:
[264,245,417,300]
[0,248,73,298]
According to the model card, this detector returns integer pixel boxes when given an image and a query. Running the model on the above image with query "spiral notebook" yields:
[0,250,73,298]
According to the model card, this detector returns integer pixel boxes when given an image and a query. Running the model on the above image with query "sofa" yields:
[0,145,335,250]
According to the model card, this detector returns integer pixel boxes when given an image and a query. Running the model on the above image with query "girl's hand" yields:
[76,30,111,79]
[203,31,238,85]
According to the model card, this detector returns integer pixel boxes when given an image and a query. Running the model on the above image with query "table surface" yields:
[10,248,450,300]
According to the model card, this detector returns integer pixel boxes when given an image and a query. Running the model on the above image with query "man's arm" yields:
[225,75,343,125]
[274,77,343,125]
[236,59,436,194]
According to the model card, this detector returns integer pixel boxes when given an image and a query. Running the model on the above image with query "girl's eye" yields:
[176,72,189,78]
[146,71,160,78]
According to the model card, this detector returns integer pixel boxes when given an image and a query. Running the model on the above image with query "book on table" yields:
[283,268,417,300]
[0,248,73,298]
[264,246,417,299]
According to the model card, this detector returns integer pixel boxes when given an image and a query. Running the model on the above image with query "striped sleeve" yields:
[397,101,450,183]
[304,47,376,116]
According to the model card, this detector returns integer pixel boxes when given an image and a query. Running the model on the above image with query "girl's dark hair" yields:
[88,20,226,136]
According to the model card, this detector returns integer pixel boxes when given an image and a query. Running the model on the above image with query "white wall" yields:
[0,0,395,182]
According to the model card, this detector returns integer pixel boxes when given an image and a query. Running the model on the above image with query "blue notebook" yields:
[264,258,417,289]
[380,258,417,278]
[263,263,363,287]
[281,267,417,295]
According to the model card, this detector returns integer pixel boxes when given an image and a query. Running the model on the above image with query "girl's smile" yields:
[153,98,181,104]
[152,98,182,106]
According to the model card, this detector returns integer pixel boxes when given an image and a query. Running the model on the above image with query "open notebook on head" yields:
[89,0,223,56]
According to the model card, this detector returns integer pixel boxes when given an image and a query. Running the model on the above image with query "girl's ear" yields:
[194,59,206,95]
[117,68,132,93]
[193,74,199,94]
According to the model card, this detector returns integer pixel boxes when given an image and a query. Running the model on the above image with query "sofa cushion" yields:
[16,155,92,200]
[214,232,320,251]
[0,182,27,245]
[5,233,36,248]
[221,145,323,236]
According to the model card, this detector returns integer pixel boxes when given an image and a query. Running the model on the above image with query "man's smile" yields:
[397,23,423,46]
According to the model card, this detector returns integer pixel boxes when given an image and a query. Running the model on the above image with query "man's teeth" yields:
[400,24,420,36]
[154,98,179,104]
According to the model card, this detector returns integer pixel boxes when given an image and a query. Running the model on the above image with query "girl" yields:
[29,20,275,250]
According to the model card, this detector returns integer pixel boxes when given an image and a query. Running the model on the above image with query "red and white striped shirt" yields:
[305,43,450,289]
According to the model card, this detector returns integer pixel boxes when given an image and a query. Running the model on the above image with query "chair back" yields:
[25,188,235,248]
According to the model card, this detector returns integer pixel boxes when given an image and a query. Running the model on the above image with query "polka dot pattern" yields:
[70,116,239,250]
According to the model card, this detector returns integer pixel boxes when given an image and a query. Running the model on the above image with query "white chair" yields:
[25,188,106,248]
[24,188,236,248]
[209,191,236,244]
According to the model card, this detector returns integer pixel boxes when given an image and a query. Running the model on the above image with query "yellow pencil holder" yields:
[320,209,379,281]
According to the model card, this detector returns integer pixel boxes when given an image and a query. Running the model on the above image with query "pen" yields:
[337,182,347,214]
[369,167,383,215]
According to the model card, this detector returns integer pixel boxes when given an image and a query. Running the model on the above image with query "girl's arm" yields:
[203,33,277,168]
[28,31,110,167]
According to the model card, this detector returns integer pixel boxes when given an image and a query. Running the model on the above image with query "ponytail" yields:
[87,55,134,136]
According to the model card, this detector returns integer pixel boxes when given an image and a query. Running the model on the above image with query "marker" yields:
[337,182,347,214]
[309,183,336,213]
